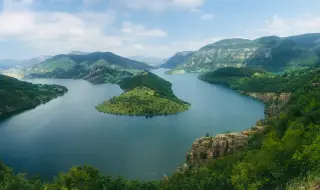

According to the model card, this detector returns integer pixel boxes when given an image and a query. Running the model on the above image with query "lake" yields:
[0,69,264,180]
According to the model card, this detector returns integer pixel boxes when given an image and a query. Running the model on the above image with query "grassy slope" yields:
[0,74,68,119]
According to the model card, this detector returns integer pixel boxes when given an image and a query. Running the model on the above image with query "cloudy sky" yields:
[0,0,320,59]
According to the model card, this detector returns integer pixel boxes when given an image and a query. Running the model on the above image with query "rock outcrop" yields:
[242,92,291,116]
[184,126,265,168]
[181,92,291,170]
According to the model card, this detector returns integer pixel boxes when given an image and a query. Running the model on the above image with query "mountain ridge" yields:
[27,52,154,84]
[167,33,320,73]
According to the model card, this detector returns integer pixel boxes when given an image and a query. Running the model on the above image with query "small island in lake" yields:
[96,71,190,116]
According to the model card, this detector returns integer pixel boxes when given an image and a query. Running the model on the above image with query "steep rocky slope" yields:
[161,51,195,69]
[169,33,320,73]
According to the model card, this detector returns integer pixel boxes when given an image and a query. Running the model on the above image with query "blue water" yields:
[0,69,264,180]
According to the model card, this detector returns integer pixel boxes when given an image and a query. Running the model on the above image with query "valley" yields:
[0,32,319,190]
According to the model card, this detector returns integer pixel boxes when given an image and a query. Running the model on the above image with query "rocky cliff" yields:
[182,92,291,169]
[161,51,195,69]
[183,126,265,169]
[243,92,291,116]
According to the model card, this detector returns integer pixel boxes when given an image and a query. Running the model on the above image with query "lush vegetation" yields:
[1,67,319,189]
[1,66,319,189]
[168,33,320,73]
[199,67,319,93]
[96,72,190,116]
[27,52,154,84]
[96,86,189,116]
[0,74,67,119]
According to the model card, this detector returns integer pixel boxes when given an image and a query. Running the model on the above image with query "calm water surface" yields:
[0,69,264,180]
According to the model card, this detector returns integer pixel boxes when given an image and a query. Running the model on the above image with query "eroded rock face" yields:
[242,92,291,116]
[185,126,265,168]
[173,45,258,73]
[179,91,291,171]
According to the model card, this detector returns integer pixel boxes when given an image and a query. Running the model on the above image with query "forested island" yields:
[0,74,67,119]
[96,71,190,116]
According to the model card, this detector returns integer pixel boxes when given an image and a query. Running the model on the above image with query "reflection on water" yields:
[0,69,264,180]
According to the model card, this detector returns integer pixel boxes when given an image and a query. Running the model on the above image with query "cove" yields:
[0,69,264,180]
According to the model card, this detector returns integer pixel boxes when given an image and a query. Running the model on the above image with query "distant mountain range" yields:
[0,56,51,70]
[160,51,195,69]
[164,33,320,73]
[129,56,165,67]
[27,52,154,84]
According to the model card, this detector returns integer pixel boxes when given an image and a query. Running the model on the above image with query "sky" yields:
[0,0,320,59]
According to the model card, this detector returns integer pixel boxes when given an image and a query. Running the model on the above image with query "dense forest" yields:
[1,67,319,189]
[96,71,190,116]
[0,74,68,119]
[199,67,319,92]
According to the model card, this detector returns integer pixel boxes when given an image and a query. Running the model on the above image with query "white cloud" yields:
[254,14,320,37]
[200,13,214,20]
[122,36,224,58]
[121,21,167,37]
[0,10,123,55]
[117,0,204,11]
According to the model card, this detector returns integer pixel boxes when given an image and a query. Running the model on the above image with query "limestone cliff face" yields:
[242,92,291,116]
[181,92,291,170]
[169,34,320,73]
[174,41,259,73]
[184,126,265,168]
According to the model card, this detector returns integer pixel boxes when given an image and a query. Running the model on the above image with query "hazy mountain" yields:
[161,51,195,69]
[0,56,51,70]
[129,56,165,66]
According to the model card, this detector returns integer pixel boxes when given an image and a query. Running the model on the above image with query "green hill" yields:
[96,71,190,116]
[0,74,67,119]
[199,67,319,93]
[168,33,320,73]
[27,52,154,84]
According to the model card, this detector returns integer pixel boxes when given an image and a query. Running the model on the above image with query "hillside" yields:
[96,71,190,116]
[199,67,318,93]
[161,51,195,69]
[169,33,320,73]
[27,52,154,84]
[0,74,67,119]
